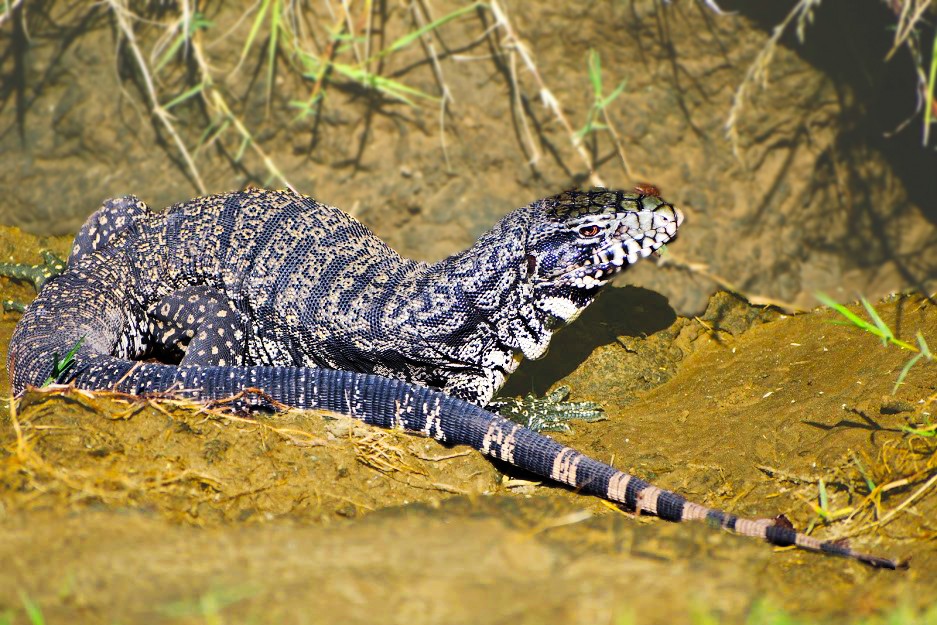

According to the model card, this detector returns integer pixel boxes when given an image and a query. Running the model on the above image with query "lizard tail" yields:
[43,357,904,570]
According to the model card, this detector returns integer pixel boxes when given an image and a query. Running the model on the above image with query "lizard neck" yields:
[408,211,554,362]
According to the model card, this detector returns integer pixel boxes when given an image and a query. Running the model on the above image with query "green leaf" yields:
[860,296,893,345]
[42,337,85,387]
[817,478,830,518]
[163,83,206,110]
[373,2,482,61]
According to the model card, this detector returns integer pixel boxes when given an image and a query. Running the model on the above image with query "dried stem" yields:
[488,0,604,186]
[724,0,821,162]
[103,0,208,194]
[0,0,24,29]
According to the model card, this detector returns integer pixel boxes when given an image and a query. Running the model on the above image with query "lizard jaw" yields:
[555,227,676,289]
[541,206,681,290]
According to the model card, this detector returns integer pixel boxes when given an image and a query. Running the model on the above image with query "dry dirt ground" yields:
[0,226,935,625]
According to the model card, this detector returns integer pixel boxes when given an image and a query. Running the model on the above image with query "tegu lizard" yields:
[6,187,903,568]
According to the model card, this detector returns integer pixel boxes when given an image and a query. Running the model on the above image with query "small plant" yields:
[816,293,933,392]
[42,337,85,387]
[924,29,937,145]
[0,592,47,625]
[574,49,627,141]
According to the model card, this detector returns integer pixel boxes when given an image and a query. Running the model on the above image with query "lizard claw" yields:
[488,385,607,432]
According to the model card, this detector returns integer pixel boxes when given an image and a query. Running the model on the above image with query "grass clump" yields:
[816,292,933,392]
[87,0,487,192]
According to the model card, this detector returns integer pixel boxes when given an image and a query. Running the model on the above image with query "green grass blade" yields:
[234,134,251,162]
[196,118,231,152]
[902,421,936,437]
[296,48,323,75]
[587,49,603,99]
[373,2,482,61]
[600,78,628,108]
[331,62,438,105]
[816,292,879,333]
[893,351,925,393]
[163,83,205,110]
[18,592,45,625]
[155,32,188,74]
[574,113,598,140]
[265,0,281,105]
[42,336,85,387]
[154,13,213,73]
[851,453,876,492]
[817,478,829,519]
[816,292,918,351]
[924,27,936,146]
[859,296,893,345]
[236,0,272,71]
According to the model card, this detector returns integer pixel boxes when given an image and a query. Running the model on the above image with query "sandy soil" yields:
[0,228,935,625]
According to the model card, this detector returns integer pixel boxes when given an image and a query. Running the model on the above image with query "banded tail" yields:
[11,350,906,570]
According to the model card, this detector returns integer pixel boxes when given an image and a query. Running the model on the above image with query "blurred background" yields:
[1,0,934,314]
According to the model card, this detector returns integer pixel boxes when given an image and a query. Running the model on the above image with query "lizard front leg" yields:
[487,387,606,433]
[2,196,151,312]
[443,356,605,433]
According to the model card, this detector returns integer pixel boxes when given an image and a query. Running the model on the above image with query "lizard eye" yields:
[578,225,601,237]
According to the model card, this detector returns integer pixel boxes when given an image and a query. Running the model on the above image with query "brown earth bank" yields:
[0,225,935,625]
[1,1,935,315]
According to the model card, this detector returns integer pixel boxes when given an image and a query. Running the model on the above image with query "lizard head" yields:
[524,187,682,324]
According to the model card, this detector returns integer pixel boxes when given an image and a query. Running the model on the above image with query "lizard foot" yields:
[488,386,607,433]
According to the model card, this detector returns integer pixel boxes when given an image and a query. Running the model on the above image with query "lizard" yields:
[5,187,904,569]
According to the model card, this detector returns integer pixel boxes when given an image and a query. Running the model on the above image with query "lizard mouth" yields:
[552,212,680,290]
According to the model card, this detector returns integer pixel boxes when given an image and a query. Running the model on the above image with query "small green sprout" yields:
[851,452,877,493]
[42,337,85,387]
[816,293,933,393]
[154,11,213,74]
[575,49,627,141]
[18,591,45,625]
[291,2,478,114]
[902,414,936,438]
[815,478,831,521]
[923,28,936,146]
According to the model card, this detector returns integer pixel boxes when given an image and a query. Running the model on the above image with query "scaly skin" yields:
[6,188,904,568]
